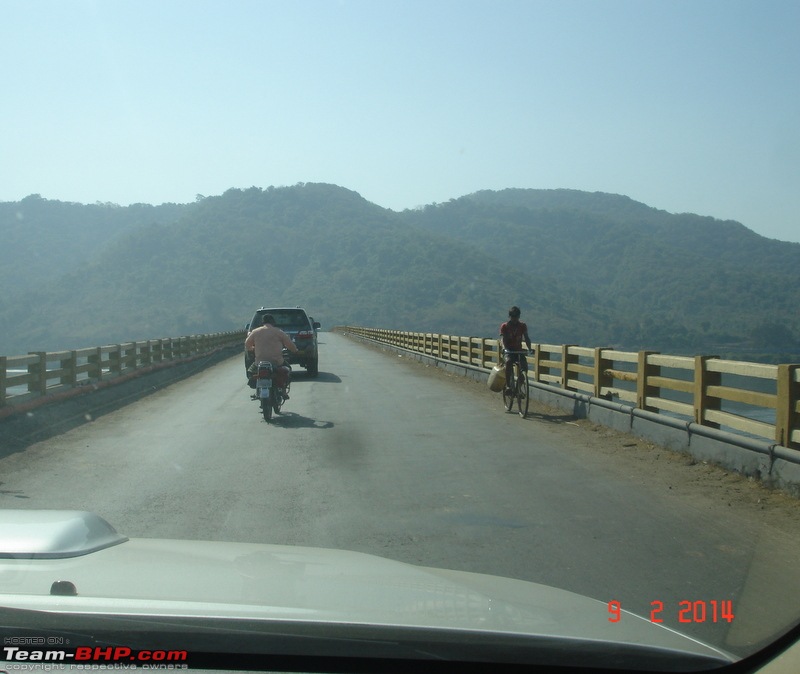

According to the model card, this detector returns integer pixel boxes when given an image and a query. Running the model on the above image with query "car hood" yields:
[0,511,734,670]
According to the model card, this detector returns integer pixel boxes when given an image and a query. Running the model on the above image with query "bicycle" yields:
[502,350,531,418]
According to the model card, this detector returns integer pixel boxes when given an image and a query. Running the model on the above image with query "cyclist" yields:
[500,306,532,394]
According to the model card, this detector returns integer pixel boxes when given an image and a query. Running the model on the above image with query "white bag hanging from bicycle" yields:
[487,364,506,392]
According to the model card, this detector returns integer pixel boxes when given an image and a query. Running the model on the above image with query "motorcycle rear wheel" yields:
[260,397,272,421]
[272,385,284,414]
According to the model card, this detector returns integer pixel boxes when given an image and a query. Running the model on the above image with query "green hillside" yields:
[1,185,797,361]
[0,195,185,293]
[0,185,603,354]
[401,189,800,357]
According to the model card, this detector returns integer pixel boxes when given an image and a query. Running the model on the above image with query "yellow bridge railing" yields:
[341,326,800,450]
[0,330,246,414]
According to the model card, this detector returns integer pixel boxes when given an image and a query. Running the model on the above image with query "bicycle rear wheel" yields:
[502,366,515,412]
[516,370,529,418]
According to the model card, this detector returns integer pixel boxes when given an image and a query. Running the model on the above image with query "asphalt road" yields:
[2,332,800,655]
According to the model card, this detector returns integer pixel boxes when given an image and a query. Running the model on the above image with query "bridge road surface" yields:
[2,332,800,655]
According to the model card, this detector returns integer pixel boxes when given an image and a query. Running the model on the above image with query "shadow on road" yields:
[292,371,342,384]
[265,411,335,429]
[501,409,578,424]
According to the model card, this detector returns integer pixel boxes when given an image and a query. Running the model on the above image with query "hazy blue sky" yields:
[2,0,799,242]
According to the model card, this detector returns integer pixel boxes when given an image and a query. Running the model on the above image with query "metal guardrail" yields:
[341,327,800,450]
[0,331,246,409]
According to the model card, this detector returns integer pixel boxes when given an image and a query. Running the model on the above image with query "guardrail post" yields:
[153,339,164,363]
[142,341,152,366]
[480,338,490,369]
[533,344,545,383]
[594,348,613,398]
[637,351,660,412]
[28,352,47,396]
[0,356,7,407]
[562,345,577,390]
[64,351,78,387]
[694,355,721,429]
[109,345,122,376]
[131,342,141,369]
[776,364,799,448]
[123,343,137,370]
[88,347,102,381]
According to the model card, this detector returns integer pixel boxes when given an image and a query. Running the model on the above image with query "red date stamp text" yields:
[608,600,735,624]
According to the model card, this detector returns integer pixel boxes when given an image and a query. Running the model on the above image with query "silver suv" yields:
[245,307,320,376]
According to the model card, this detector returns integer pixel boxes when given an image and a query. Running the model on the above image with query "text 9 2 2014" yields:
[608,600,735,624]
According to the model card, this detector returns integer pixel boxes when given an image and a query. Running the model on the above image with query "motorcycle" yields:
[251,357,292,422]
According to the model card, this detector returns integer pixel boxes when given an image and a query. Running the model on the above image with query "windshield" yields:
[2,1,800,673]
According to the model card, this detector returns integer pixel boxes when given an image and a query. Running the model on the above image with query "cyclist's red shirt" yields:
[500,320,529,350]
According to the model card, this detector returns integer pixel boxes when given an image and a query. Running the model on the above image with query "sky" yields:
[2,0,799,242]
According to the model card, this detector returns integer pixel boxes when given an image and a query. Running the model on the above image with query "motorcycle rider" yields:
[245,314,299,394]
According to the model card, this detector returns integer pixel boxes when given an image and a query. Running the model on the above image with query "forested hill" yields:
[400,189,800,359]
[0,195,185,294]
[1,184,797,361]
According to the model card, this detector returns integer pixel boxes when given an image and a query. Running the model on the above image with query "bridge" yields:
[2,329,800,656]
[5,325,798,488]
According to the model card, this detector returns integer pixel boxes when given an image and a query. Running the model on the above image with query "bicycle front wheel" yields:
[516,370,529,418]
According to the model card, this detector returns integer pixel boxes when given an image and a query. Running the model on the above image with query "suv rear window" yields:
[250,309,310,331]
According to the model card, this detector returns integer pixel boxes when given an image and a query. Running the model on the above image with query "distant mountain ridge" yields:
[1,185,797,361]
[0,195,186,294]
[404,189,799,357]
